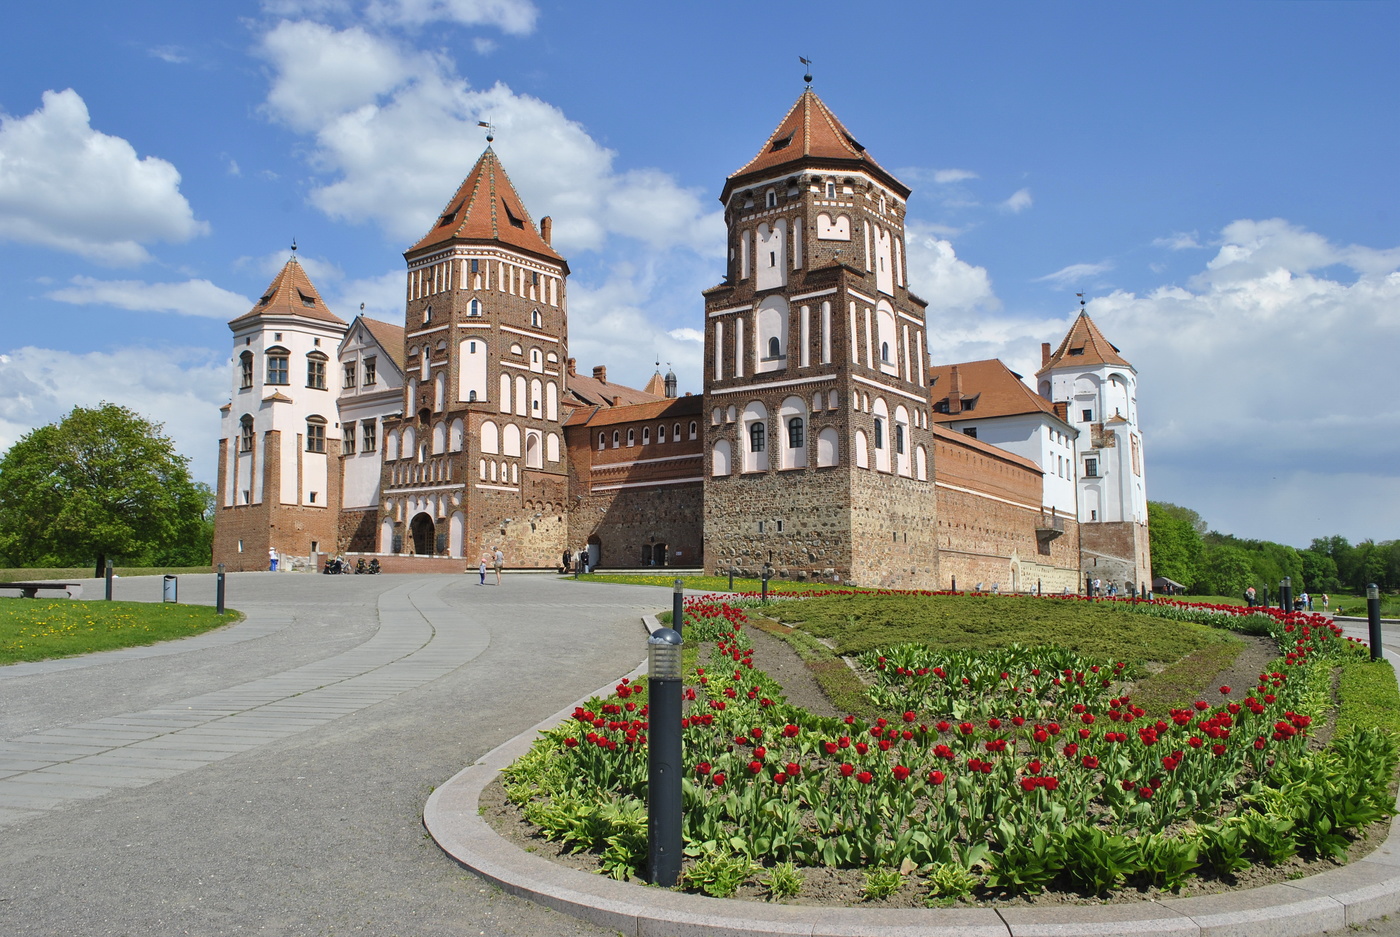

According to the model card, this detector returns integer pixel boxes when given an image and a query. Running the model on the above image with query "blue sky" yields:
[1,1,1397,548]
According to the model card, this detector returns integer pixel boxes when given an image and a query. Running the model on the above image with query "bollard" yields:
[761,564,772,604]
[216,564,226,615]
[1368,583,1383,662]
[1280,576,1292,614]
[728,567,734,591]
[105,559,114,601]
[950,575,956,593]
[673,578,684,636]
[647,627,683,887]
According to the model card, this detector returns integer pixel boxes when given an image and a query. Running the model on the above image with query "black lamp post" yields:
[105,559,114,601]
[761,563,772,604]
[647,627,683,887]
[216,563,226,615]
[672,578,684,636]
[1368,583,1383,662]
[1281,576,1293,613]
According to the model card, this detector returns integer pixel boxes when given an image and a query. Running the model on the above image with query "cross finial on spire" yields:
[477,120,494,143]
[799,56,812,84]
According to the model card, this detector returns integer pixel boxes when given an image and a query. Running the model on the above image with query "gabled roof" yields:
[929,358,1067,425]
[230,256,345,328]
[564,372,665,409]
[346,316,406,373]
[407,146,565,267]
[724,88,908,201]
[642,370,667,397]
[564,394,703,429]
[1037,312,1132,375]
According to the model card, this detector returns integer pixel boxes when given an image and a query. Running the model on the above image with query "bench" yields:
[0,581,84,599]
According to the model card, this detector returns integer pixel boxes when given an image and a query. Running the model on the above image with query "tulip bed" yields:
[501,596,1398,901]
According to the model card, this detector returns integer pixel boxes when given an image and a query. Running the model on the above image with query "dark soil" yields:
[481,624,1390,908]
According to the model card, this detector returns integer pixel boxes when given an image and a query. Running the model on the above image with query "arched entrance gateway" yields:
[409,512,435,555]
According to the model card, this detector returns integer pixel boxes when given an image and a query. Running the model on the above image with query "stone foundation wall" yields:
[704,466,854,582]
[849,470,939,589]
[1081,520,1152,594]
[569,481,703,569]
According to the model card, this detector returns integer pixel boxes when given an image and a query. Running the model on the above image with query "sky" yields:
[0,1,1396,549]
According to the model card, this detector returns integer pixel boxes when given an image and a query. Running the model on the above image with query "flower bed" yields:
[501,596,1397,902]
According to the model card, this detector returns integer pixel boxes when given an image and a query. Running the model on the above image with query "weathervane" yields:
[477,120,494,143]
[800,56,812,84]
[1077,291,1086,308]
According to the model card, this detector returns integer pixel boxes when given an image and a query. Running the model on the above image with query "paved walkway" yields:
[0,572,651,936]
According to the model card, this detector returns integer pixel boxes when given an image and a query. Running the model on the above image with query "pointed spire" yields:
[230,253,344,326]
[723,88,908,201]
[1037,311,1132,375]
[407,147,565,267]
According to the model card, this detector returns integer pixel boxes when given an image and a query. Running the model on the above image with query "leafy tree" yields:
[1299,549,1342,594]
[1148,501,1204,588]
[0,403,210,573]
[1197,542,1255,597]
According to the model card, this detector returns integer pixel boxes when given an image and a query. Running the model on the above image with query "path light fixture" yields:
[216,564,226,615]
[672,578,684,636]
[1281,576,1293,613]
[761,562,773,604]
[105,559,114,601]
[1368,583,1383,661]
[646,627,683,887]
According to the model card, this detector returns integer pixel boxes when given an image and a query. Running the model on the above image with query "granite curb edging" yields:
[424,615,1400,937]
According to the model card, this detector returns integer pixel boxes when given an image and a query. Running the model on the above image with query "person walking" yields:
[493,546,505,585]
[477,552,488,585]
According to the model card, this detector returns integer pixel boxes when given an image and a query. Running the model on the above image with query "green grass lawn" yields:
[569,571,849,594]
[1,566,214,580]
[0,598,241,665]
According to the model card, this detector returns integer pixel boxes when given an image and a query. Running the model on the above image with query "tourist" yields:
[493,546,505,585]
[1245,586,1256,607]
[477,553,488,585]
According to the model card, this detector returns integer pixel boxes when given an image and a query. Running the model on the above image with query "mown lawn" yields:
[0,599,241,665]
[764,592,1231,666]
[571,572,846,594]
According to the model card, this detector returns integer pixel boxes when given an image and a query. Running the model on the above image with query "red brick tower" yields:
[701,88,939,587]
[376,147,573,565]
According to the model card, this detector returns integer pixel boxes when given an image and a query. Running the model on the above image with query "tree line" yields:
[1148,501,1397,597]
[0,404,213,574]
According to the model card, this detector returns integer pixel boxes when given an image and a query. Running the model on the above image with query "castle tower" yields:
[701,88,938,587]
[376,146,572,564]
[213,254,347,571]
[1037,311,1152,592]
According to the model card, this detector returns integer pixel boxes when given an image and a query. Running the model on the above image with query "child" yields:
[478,553,488,585]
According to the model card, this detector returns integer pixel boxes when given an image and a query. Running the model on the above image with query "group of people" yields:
[471,547,506,585]
[560,548,591,575]
[1244,586,1328,611]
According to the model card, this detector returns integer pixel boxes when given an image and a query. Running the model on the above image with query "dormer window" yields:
[438,202,461,227]
[258,292,272,306]
[502,199,525,229]
[1069,347,1085,356]
[769,131,794,152]
[297,290,316,307]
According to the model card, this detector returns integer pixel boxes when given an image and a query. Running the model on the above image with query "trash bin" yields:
[162,575,178,603]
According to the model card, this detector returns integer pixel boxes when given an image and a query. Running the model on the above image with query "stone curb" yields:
[424,618,1400,937]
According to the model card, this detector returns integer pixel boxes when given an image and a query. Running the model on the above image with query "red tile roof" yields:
[1038,312,1131,375]
[929,358,1064,424]
[406,147,565,267]
[564,372,665,409]
[565,395,703,428]
[724,89,908,200]
[931,423,1043,474]
[230,257,345,327]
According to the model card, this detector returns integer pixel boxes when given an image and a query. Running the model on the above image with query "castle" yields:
[212,88,1151,593]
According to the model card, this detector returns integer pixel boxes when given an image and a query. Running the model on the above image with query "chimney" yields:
[1041,342,1052,367]
[566,357,577,377]
[592,365,607,384]
[947,365,963,415]
[540,216,552,245]
[612,396,622,407]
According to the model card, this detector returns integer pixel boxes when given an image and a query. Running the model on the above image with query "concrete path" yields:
[0,572,654,936]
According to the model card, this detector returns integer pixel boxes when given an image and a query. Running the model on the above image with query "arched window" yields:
[658,424,666,443]
[749,422,765,453]
[768,336,781,358]
[305,415,327,453]
[817,427,839,467]
[627,428,636,446]
[874,419,884,450]
[531,309,541,327]
[675,422,682,441]
[826,181,836,198]
[787,417,804,449]
[642,427,650,445]
[895,423,904,454]
[689,421,697,439]
[239,415,254,452]
[598,432,606,451]
[525,431,542,469]
[265,346,289,385]
[469,299,482,317]
[881,341,890,363]
[711,439,732,476]
[239,352,253,389]
[468,389,477,402]
[612,430,620,448]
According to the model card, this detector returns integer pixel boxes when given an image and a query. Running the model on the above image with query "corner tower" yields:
[213,254,347,571]
[1037,310,1152,592]
[701,88,938,587]
[376,146,572,564]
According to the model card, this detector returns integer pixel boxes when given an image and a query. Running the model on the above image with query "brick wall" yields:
[1081,520,1152,594]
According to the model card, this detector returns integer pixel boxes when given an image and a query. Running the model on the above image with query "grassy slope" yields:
[0,598,241,665]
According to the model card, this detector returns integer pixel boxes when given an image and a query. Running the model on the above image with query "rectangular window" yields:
[309,491,317,504]
[758,520,765,533]
[1085,457,1098,477]
[363,357,377,385]
[306,423,326,453]
[962,427,977,439]
[343,423,356,455]
[343,362,357,388]
[240,355,253,389]
[471,259,479,274]
[239,421,254,452]
[308,358,326,389]
[267,355,288,385]
[361,420,377,452]
[776,520,784,532]
[1082,409,1093,422]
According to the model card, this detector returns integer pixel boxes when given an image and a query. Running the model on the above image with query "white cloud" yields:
[323,269,406,322]
[255,21,724,256]
[472,36,497,55]
[933,168,979,184]
[0,346,228,486]
[1082,219,1400,542]
[46,277,252,320]
[1035,260,1113,288]
[364,0,538,33]
[668,327,703,343]
[904,222,999,315]
[1153,231,1202,251]
[1000,187,1032,214]
[0,89,208,265]
[236,248,343,284]
[149,46,190,64]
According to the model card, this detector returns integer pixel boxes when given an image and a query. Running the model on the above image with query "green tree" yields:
[1299,548,1341,594]
[1198,542,1255,597]
[0,403,210,574]
[1148,501,1204,589]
